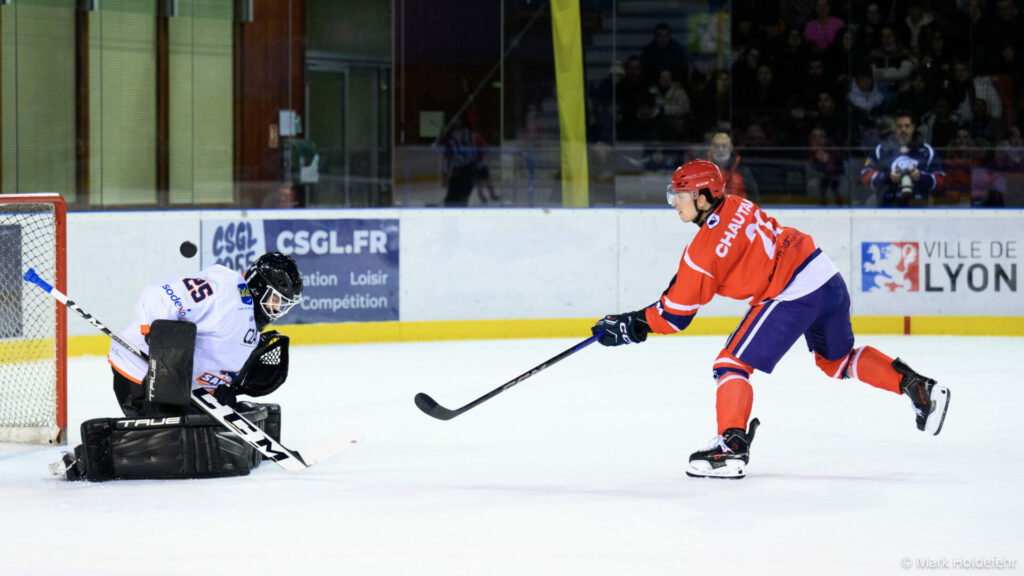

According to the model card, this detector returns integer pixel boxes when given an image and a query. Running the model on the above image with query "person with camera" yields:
[860,111,946,207]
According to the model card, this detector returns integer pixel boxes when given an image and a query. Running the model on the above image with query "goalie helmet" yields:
[245,252,303,330]
[667,159,726,203]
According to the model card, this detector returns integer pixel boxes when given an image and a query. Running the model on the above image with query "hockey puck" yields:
[179,241,198,258]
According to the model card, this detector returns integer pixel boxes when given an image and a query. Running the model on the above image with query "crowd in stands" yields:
[585,0,1024,206]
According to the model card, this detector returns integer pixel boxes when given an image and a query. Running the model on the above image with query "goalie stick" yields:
[414,334,600,420]
[23,267,358,471]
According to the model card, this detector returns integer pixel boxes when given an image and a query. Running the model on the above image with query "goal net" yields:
[0,194,67,444]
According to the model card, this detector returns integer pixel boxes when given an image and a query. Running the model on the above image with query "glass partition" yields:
[0,0,1020,209]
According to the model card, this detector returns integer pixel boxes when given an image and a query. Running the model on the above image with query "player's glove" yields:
[234,330,290,398]
[591,310,650,347]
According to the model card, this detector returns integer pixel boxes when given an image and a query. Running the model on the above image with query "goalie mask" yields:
[245,252,303,330]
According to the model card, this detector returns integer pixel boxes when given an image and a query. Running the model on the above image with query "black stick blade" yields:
[414,392,458,421]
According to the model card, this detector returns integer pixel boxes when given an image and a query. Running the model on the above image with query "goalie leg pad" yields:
[145,319,197,411]
[70,404,271,481]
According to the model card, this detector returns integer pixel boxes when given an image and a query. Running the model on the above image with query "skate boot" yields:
[893,358,949,435]
[48,447,84,481]
[686,418,760,479]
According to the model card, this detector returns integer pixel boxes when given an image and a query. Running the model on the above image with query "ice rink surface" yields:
[1,335,1021,575]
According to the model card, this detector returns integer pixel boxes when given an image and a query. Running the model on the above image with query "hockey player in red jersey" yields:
[591,159,950,479]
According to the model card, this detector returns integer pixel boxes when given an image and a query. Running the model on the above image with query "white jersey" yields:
[108,265,259,392]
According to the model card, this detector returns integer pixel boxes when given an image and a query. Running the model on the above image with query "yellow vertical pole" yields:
[550,0,589,207]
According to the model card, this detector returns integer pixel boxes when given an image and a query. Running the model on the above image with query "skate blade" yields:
[685,459,746,479]
[925,385,950,436]
[47,460,67,476]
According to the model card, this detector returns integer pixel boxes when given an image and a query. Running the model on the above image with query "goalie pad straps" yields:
[73,402,278,481]
[235,331,290,398]
[145,319,197,411]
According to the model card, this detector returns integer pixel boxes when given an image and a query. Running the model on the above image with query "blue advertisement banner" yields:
[201,218,400,323]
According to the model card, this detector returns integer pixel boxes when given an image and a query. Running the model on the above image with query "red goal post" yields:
[0,194,67,444]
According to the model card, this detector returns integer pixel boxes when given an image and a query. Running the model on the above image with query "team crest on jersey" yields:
[706,213,720,229]
[861,242,920,292]
[238,283,253,305]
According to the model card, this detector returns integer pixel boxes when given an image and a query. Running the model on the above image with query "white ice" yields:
[1,335,1021,576]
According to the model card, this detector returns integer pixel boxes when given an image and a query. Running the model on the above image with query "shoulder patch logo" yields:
[706,213,720,229]
[238,283,253,305]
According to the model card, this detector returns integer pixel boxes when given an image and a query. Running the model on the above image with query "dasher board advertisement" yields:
[201,218,400,323]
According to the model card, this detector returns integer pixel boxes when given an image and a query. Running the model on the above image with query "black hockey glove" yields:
[234,330,290,398]
[591,310,650,347]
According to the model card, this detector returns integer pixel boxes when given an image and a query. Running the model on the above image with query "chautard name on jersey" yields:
[107,265,259,394]
[645,196,818,335]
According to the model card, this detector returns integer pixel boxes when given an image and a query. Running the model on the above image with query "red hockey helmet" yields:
[666,159,726,205]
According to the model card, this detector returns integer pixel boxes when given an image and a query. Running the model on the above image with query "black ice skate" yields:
[686,418,760,479]
[893,358,949,435]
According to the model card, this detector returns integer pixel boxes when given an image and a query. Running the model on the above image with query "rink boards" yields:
[62,207,1024,353]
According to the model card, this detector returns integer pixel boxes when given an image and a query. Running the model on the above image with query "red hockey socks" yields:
[847,346,903,394]
[715,374,754,435]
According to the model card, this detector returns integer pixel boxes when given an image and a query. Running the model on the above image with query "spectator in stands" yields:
[780,0,817,35]
[987,0,1022,74]
[802,56,839,110]
[896,0,936,53]
[945,60,1003,123]
[849,67,886,143]
[743,64,786,139]
[650,69,692,141]
[943,128,981,203]
[706,131,760,201]
[732,0,782,51]
[803,0,845,53]
[823,26,863,95]
[919,95,962,147]
[640,23,690,89]
[643,147,683,171]
[967,97,1002,143]
[617,56,654,141]
[861,115,898,150]
[773,28,812,89]
[690,69,731,137]
[861,111,945,207]
[870,25,916,112]
[995,125,1024,172]
[968,148,1007,207]
[731,47,762,101]
[813,90,849,146]
[808,125,845,205]
[896,72,936,126]
[919,28,954,92]
[854,2,884,49]
[737,122,772,148]
[991,46,1024,106]
[957,0,988,72]
[591,60,624,142]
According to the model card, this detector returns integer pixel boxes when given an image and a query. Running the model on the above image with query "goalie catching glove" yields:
[591,310,650,346]
[215,330,290,406]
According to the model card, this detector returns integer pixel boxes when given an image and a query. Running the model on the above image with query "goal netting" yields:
[0,194,66,444]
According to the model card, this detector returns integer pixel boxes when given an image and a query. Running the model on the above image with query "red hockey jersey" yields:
[645,196,821,334]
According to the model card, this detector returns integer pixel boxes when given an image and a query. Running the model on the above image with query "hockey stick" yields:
[414,334,600,420]
[23,268,358,470]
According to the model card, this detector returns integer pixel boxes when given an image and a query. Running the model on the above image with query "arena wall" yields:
[65,208,1024,355]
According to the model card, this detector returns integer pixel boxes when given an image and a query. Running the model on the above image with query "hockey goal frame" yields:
[0,193,67,444]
